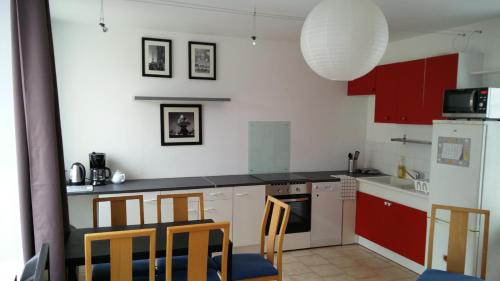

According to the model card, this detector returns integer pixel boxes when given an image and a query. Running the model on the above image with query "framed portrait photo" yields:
[160,104,202,146]
[142,37,172,78]
[188,41,216,80]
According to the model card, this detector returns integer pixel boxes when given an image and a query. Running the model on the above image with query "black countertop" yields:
[205,174,264,187]
[297,170,387,181]
[67,170,386,196]
[250,173,309,183]
[69,177,213,196]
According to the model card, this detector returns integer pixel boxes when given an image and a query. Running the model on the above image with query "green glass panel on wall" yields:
[248,121,290,174]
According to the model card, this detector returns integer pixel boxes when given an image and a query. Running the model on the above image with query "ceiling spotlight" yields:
[99,0,108,33]
[251,6,257,46]
[99,22,108,33]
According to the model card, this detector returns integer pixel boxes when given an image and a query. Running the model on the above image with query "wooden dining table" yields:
[65,219,233,281]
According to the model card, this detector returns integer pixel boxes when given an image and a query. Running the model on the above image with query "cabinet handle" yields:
[384,201,392,207]
[144,199,157,203]
[204,208,216,212]
[235,193,249,197]
[209,192,224,196]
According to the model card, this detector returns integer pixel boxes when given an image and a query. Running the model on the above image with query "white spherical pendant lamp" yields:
[300,0,389,81]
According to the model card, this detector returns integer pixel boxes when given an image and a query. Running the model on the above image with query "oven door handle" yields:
[280,198,309,203]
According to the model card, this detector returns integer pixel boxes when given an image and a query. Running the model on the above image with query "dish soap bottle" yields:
[397,156,406,179]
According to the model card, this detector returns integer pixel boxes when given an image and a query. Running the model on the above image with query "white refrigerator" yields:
[429,120,500,281]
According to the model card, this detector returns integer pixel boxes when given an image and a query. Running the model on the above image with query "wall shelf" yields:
[469,68,500,75]
[134,96,231,102]
[391,135,432,145]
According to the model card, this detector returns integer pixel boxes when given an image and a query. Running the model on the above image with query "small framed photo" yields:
[142,37,172,78]
[189,41,216,80]
[160,104,202,146]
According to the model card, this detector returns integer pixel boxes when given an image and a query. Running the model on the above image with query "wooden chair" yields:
[93,195,145,227]
[84,228,156,281]
[156,193,205,223]
[92,196,148,281]
[157,222,230,281]
[214,196,291,281]
[417,204,490,281]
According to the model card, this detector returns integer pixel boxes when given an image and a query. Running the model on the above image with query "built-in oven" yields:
[265,181,312,234]
[443,87,500,119]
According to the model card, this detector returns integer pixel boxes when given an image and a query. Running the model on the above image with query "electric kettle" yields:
[69,162,86,185]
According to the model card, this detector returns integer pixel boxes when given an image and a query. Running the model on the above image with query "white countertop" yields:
[357,176,429,211]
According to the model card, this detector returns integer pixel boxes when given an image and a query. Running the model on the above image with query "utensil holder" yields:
[348,159,357,174]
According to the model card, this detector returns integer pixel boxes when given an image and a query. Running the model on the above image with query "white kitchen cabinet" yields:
[202,187,233,201]
[158,189,201,223]
[203,188,234,239]
[204,199,233,225]
[311,182,342,247]
[98,191,159,226]
[232,185,265,247]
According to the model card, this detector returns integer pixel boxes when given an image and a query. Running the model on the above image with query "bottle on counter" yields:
[397,156,406,179]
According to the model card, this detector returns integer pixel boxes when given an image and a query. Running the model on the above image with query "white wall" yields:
[363,17,500,178]
[53,21,368,179]
[0,0,23,279]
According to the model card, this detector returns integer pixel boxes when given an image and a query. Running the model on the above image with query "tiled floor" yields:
[282,245,418,281]
[77,244,419,281]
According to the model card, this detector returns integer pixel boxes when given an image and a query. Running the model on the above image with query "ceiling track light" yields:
[99,0,109,32]
[251,6,257,46]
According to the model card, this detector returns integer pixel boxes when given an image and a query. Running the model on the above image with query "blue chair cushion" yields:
[156,256,218,273]
[417,269,483,281]
[213,253,278,280]
[157,268,220,281]
[92,259,151,281]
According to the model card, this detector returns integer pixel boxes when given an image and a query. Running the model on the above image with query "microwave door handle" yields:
[470,90,477,113]
[280,198,309,203]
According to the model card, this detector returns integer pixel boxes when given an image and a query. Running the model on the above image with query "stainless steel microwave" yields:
[443,88,500,119]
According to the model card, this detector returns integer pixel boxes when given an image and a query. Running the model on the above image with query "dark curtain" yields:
[11,0,70,280]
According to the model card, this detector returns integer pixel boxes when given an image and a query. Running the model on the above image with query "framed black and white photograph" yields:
[142,37,172,78]
[189,41,216,80]
[160,104,202,146]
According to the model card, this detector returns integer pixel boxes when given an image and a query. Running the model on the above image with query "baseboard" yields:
[358,236,425,274]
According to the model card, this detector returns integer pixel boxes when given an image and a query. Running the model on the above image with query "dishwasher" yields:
[311,181,343,247]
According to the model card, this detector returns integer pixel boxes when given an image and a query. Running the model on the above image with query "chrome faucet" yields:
[406,169,425,180]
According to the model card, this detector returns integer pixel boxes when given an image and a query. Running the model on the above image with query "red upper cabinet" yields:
[374,64,398,123]
[348,67,377,96]
[371,53,460,125]
[395,59,426,124]
[422,54,459,124]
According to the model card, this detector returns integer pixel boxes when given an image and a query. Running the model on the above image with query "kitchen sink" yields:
[365,176,415,190]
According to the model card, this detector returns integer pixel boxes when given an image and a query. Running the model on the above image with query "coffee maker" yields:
[89,152,111,186]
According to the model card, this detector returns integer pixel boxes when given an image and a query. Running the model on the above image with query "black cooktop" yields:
[250,173,308,183]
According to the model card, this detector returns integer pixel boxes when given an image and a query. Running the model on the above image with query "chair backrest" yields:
[93,195,145,227]
[165,222,230,281]
[157,193,205,223]
[19,243,49,281]
[259,196,291,274]
[84,228,156,281]
[427,204,490,279]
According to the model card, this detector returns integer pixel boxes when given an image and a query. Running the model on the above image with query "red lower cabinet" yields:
[355,192,427,265]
